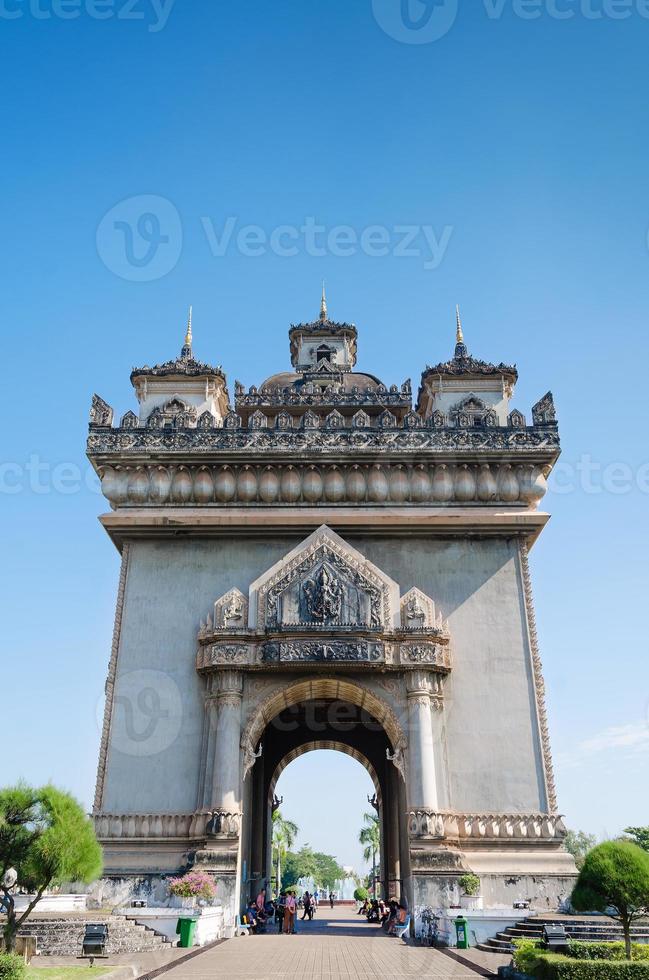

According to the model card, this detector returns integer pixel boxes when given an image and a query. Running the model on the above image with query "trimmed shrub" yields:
[0,953,26,980]
[513,938,544,973]
[458,873,481,896]
[534,954,649,980]
[354,887,369,902]
[567,943,649,963]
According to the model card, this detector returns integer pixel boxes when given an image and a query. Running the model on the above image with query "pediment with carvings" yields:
[196,526,451,673]
[250,526,400,632]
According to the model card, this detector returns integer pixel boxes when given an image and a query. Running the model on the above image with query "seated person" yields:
[388,900,408,936]
[246,901,259,933]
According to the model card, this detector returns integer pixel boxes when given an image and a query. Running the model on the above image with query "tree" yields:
[571,840,649,958]
[271,810,298,897]
[0,784,103,952]
[358,812,380,898]
[282,846,317,891]
[312,852,345,892]
[281,846,344,893]
[624,827,649,852]
[564,829,598,869]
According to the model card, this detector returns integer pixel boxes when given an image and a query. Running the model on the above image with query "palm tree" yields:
[359,812,380,898]
[271,810,298,895]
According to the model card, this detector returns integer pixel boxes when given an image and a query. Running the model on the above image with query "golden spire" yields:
[320,281,328,321]
[456,305,464,345]
[185,305,193,349]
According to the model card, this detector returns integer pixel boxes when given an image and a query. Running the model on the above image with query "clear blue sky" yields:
[1,1,648,873]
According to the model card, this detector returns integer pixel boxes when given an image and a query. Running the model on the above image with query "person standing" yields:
[275,892,286,933]
[284,890,297,934]
[329,891,335,909]
[301,890,312,920]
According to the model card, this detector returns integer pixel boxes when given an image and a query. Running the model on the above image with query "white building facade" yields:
[88,299,575,928]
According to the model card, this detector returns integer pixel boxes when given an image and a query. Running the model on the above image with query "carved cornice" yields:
[420,354,518,383]
[407,809,567,842]
[95,461,551,509]
[130,356,226,383]
[519,538,558,813]
[93,543,130,813]
[88,422,559,460]
[93,810,241,841]
[262,640,384,664]
[196,638,451,673]
[235,383,411,409]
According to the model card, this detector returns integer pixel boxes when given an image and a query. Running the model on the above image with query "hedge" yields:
[536,957,649,980]
[534,954,649,980]
[566,943,649,963]
[0,953,26,980]
[513,941,649,980]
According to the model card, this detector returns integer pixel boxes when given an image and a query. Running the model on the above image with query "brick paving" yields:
[161,906,496,980]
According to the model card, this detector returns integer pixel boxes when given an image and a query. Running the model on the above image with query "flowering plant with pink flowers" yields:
[168,871,216,901]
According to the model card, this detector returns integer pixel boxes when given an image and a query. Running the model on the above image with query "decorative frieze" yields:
[407,810,567,841]
[94,812,205,840]
[96,461,550,508]
[197,644,252,669]
[196,638,450,673]
[262,640,384,664]
[88,421,559,458]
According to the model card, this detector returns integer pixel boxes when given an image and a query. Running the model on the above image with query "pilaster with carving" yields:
[93,543,130,813]
[519,537,558,813]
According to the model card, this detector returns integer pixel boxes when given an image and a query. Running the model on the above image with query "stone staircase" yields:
[477,916,649,954]
[16,914,174,956]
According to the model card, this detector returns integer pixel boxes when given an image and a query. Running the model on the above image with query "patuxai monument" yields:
[88,292,576,932]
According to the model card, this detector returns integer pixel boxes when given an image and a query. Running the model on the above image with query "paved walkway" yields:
[161,906,498,980]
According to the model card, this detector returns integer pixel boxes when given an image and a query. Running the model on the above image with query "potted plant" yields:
[458,874,483,910]
[168,872,217,909]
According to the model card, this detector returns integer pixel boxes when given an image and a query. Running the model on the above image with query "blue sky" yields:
[1,1,648,872]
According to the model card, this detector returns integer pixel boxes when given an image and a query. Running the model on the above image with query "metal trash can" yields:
[82,923,109,957]
[454,914,469,949]
[176,917,198,948]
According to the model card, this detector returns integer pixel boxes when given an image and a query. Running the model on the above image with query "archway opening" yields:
[241,692,410,918]
[273,749,378,902]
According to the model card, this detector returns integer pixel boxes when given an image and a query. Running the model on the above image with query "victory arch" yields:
[88,296,576,930]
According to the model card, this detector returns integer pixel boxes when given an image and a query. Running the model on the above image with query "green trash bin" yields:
[176,917,198,948]
[454,914,469,949]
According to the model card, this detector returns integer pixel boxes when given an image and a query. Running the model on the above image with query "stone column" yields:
[405,670,438,810]
[198,675,219,809]
[210,671,244,812]
[387,765,401,894]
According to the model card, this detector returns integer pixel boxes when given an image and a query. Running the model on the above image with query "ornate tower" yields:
[89,300,574,933]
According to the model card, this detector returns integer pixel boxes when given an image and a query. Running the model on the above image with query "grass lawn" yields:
[26,969,116,979]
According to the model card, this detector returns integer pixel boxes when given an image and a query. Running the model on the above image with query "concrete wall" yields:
[101,532,546,817]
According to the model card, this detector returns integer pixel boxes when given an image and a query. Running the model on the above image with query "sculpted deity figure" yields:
[406,593,426,625]
[223,593,244,626]
[302,565,343,624]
